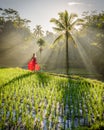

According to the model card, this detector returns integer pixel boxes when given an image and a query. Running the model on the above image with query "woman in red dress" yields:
[28,53,40,71]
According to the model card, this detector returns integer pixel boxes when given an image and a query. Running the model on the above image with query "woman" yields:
[28,53,40,71]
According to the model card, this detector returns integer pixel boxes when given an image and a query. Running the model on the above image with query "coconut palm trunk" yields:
[66,31,69,75]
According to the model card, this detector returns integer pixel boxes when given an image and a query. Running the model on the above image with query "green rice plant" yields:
[0,68,104,129]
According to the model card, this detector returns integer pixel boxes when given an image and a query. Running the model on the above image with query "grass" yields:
[0,67,104,130]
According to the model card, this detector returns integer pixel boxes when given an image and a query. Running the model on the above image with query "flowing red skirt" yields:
[28,59,40,71]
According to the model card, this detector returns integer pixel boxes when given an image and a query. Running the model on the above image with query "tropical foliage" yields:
[80,11,104,77]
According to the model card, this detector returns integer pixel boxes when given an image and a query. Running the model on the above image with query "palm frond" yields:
[50,18,65,29]
[53,27,64,32]
[64,10,69,27]
[58,12,64,20]
[69,13,78,23]
[71,18,84,27]
[58,10,69,28]
[50,34,64,48]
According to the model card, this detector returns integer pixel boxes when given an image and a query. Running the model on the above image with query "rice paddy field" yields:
[0,68,104,130]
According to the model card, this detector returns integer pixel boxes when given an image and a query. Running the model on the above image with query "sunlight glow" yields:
[71,33,97,74]
[91,42,98,46]
[74,25,83,31]
[0,31,38,67]
[68,2,83,6]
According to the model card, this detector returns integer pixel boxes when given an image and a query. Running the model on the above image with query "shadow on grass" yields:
[1,71,54,88]
[1,71,34,88]
[35,72,54,83]
[0,67,8,69]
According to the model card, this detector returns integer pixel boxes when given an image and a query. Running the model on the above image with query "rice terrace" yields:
[0,0,104,130]
[0,68,104,130]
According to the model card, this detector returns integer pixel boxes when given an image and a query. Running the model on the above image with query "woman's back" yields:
[28,53,40,71]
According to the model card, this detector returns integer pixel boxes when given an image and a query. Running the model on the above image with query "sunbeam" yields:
[0,31,39,67]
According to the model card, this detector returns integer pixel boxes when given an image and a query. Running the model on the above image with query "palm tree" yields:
[50,10,83,75]
[37,38,45,55]
[33,25,44,39]
[37,38,45,69]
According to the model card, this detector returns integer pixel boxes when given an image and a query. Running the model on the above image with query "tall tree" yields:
[82,11,104,77]
[0,8,5,32]
[37,38,45,55]
[0,8,31,32]
[50,10,83,74]
[33,25,44,39]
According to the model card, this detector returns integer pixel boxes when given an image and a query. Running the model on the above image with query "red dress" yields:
[28,57,40,71]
